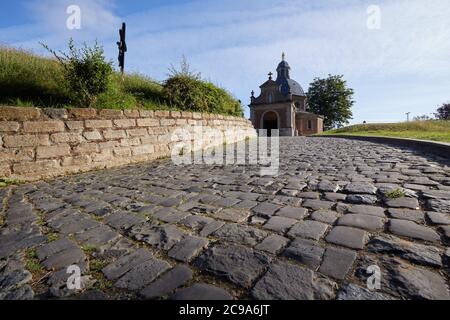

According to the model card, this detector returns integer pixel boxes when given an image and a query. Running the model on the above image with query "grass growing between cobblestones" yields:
[321,121,450,143]
[85,255,114,292]
[24,248,49,295]
[78,244,115,293]
[24,249,42,273]
[46,232,59,242]
[385,188,406,199]
[81,244,97,255]
[0,178,21,188]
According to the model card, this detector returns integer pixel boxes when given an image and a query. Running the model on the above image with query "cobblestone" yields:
[325,226,369,249]
[195,244,271,288]
[252,261,337,300]
[283,238,324,269]
[1,137,449,300]
[140,265,193,299]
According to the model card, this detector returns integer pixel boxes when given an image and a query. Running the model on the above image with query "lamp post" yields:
[405,112,411,122]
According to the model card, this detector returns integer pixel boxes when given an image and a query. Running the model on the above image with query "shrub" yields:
[42,39,113,107]
[163,57,243,116]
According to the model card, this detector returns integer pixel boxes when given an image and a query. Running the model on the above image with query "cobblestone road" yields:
[1,137,450,300]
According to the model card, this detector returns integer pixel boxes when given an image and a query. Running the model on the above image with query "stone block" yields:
[160,119,176,126]
[124,109,140,118]
[132,144,154,156]
[83,130,103,141]
[0,121,20,132]
[103,129,126,140]
[66,121,84,130]
[170,111,181,118]
[319,247,357,279]
[114,119,136,128]
[3,134,50,147]
[137,118,160,127]
[85,120,112,129]
[181,112,193,119]
[0,106,41,121]
[73,143,99,155]
[139,110,154,118]
[113,146,132,157]
[98,109,123,119]
[127,128,148,137]
[50,132,84,143]
[61,155,90,166]
[13,159,60,175]
[23,120,65,133]
[36,144,71,159]
[68,108,97,119]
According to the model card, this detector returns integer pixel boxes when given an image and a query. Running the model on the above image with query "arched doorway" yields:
[262,111,279,137]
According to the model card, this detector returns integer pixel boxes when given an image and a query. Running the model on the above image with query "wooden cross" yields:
[117,22,127,79]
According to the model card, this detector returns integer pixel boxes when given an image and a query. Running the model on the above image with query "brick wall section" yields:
[0,107,256,181]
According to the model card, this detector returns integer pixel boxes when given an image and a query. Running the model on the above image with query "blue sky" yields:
[2,0,450,123]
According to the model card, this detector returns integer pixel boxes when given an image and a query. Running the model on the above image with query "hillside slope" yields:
[321,121,450,143]
[0,46,242,116]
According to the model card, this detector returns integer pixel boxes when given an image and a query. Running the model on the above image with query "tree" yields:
[435,103,450,120]
[307,75,354,130]
[413,114,432,121]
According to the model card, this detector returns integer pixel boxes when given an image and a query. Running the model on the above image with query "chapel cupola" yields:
[276,52,291,80]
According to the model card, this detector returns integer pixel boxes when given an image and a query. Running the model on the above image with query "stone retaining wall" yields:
[0,107,256,181]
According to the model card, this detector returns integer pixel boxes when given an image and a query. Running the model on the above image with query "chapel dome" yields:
[275,53,305,96]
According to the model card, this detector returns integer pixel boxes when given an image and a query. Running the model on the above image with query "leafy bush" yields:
[42,39,113,107]
[163,57,243,116]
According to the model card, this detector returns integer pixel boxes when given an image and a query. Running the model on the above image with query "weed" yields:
[385,188,406,199]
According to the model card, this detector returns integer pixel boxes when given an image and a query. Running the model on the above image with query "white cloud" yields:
[1,0,450,123]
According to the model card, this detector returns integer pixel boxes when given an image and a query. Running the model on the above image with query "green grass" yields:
[24,248,43,273]
[385,188,406,199]
[81,244,97,255]
[321,121,450,143]
[0,45,243,116]
[0,178,21,188]
[0,45,167,110]
[0,46,68,107]
[47,232,60,242]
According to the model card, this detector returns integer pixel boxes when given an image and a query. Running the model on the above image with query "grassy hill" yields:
[0,45,242,116]
[321,121,450,143]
